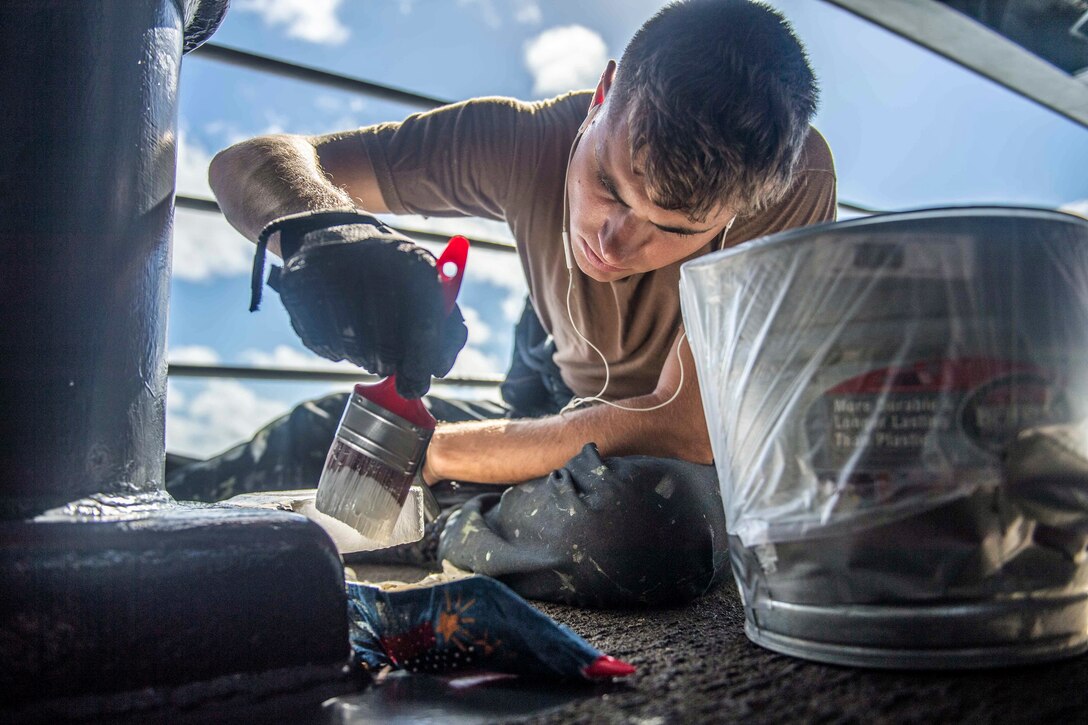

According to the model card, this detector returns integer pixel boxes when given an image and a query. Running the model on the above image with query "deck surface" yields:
[339,564,1088,723]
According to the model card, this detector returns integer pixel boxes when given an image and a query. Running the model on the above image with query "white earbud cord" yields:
[560,266,689,414]
[559,223,734,415]
[557,109,733,415]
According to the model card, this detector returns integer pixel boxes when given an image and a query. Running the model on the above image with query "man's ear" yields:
[592,60,617,108]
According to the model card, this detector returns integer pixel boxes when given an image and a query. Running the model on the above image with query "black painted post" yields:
[0,1,353,711]
[0,0,226,517]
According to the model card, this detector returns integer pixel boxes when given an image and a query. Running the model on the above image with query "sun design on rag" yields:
[436,591,477,650]
[430,590,505,670]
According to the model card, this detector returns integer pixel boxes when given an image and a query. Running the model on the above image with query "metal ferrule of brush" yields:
[336,391,433,476]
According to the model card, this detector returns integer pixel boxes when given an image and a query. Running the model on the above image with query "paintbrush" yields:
[315,235,469,541]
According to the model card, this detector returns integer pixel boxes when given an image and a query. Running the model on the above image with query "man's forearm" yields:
[208,134,354,255]
[424,393,712,485]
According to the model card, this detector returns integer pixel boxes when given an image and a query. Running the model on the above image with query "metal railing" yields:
[174,195,517,253]
[168,362,503,387]
[174,42,879,387]
[186,43,880,218]
[192,42,448,111]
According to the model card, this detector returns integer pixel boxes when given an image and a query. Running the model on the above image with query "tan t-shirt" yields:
[359,92,837,399]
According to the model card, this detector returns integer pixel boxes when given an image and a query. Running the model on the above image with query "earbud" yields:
[716,216,737,251]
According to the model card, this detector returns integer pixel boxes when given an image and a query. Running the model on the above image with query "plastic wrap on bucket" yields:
[680,207,1088,668]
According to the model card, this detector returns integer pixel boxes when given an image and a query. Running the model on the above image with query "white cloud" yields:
[202,120,231,139]
[169,345,221,365]
[524,25,609,97]
[171,143,526,288]
[384,213,514,246]
[176,131,214,198]
[465,249,526,294]
[239,344,359,370]
[172,133,256,282]
[501,292,526,324]
[233,317,504,381]
[378,213,526,294]
[237,0,349,45]
[454,0,541,28]
[458,0,502,29]
[515,0,543,25]
[314,95,342,113]
[449,345,502,379]
[311,94,368,131]
[452,306,509,378]
[1061,199,1088,219]
[167,387,187,411]
[200,118,295,149]
[461,305,492,347]
[173,207,254,282]
[262,111,290,136]
[166,379,287,458]
[235,333,505,379]
[377,214,527,324]
[202,120,254,147]
[232,324,504,381]
[314,95,366,115]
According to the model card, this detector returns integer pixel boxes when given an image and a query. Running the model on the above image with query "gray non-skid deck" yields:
[335,564,1088,723]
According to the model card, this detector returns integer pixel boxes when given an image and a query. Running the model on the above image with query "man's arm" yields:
[423,330,711,484]
[207,131,388,255]
[207,130,468,395]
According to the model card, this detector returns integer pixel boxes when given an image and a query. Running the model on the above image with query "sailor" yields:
[172,0,837,606]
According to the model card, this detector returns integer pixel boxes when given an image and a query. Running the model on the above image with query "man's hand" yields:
[266,210,468,398]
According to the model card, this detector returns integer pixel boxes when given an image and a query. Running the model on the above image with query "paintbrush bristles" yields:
[316,438,415,541]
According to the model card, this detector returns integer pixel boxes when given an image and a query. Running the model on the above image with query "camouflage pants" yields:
[166,392,727,607]
[163,394,509,504]
[167,300,728,607]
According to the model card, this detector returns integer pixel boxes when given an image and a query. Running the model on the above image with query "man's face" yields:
[565,103,735,283]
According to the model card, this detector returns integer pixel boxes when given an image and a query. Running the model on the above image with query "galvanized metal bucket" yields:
[681,207,1088,668]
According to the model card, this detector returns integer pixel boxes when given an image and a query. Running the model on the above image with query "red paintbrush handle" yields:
[355,236,470,430]
[353,376,434,429]
[437,235,469,314]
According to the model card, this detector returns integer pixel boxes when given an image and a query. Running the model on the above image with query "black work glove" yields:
[249,209,468,399]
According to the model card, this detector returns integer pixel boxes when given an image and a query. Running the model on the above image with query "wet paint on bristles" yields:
[316,438,415,541]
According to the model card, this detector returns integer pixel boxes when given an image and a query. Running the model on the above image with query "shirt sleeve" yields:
[355,96,531,222]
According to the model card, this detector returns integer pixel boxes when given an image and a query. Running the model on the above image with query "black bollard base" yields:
[0,497,356,717]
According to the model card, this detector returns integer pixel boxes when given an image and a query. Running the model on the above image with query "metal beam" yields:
[175,194,517,253]
[187,45,889,212]
[176,194,221,214]
[179,193,878,240]
[168,362,504,387]
[837,200,879,216]
[822,0,1088,129]
[190,42,449,112]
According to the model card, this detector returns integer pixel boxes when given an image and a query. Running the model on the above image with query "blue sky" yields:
[167,0,1088,457]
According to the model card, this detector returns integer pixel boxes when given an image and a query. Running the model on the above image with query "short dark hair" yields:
[609,0,819,221]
